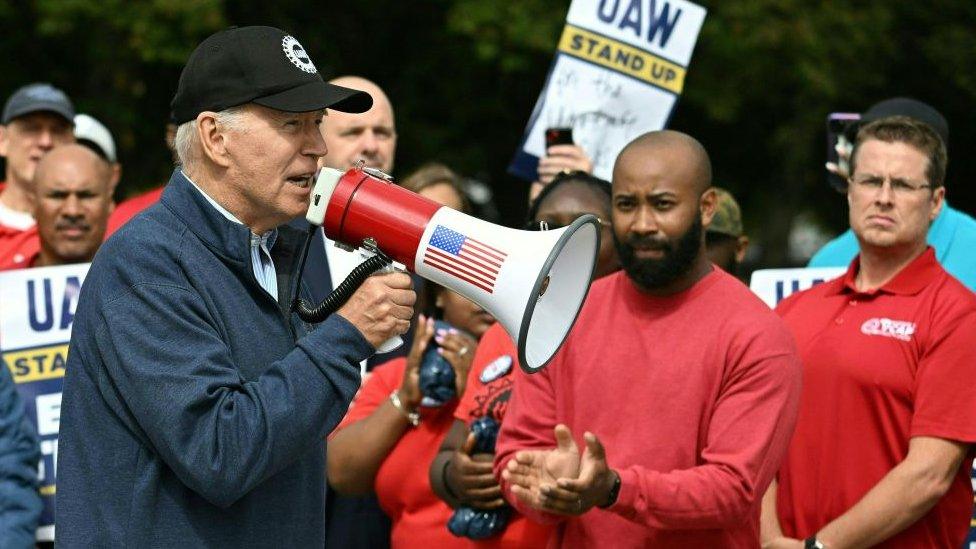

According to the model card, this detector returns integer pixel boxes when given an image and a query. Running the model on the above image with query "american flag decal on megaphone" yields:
[422,225,508,294]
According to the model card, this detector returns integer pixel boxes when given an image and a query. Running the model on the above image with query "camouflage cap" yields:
[707,187,743,237]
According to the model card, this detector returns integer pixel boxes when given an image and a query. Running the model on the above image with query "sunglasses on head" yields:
[523,218,611,231]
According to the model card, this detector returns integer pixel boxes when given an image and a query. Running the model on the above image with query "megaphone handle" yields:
[375,335,404,353]
[371,261,406,354]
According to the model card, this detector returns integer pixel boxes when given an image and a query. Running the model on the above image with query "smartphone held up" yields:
[825,112,861,192]
[545,127,574,148]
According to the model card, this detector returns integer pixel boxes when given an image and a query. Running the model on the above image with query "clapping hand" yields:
[434,327,478,397]
[501,425,580,511]
[502,425,617,516]
[397,315,435,410]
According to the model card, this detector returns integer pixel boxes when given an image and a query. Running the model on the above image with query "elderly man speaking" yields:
[56,27,415,546]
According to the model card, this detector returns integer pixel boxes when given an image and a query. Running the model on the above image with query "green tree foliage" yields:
[0,0,225,191]
[0,0,972,267]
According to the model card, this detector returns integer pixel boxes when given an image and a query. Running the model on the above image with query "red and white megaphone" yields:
[305,166,599,373]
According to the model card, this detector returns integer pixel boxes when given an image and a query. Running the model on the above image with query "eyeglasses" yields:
[849,175,933,195]
[524,217,611,231]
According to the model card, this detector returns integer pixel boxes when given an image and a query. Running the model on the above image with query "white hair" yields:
[174,106,249,169]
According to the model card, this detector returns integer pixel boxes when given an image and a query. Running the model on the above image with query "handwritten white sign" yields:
[510,0,707,181]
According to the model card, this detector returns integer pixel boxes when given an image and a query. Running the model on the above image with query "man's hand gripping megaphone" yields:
[296,163,413,352]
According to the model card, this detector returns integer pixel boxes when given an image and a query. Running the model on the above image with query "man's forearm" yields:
[760,478,784,543]
[605,350,800,530]
[814,461,949,548]
[609,463,762,530]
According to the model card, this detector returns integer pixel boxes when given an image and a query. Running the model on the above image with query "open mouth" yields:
[287,174,313,188]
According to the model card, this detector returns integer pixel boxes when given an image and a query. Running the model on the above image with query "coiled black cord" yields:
[292,226,394,323]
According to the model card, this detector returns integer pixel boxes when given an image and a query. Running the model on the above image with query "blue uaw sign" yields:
[0,263,89,542]
[749,267,845,308]
[510,0,707,181]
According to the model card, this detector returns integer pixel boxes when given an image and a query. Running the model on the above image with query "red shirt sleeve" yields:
[334,358,405,432]
[610,327,802,530]
[911,303,976,442]
[455,323,510,423]
[493,356,564,525]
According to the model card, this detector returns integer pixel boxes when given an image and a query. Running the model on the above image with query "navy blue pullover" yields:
[56,170,369,546]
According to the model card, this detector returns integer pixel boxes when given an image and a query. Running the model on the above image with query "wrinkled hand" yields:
[435,328,478,397]
[537,144,593,185]
[547,431,617,515]
[337,272,415,349]
[501,424,580,511]
[762,537,804,549]
[399,315,435,410]
[447,432,505,510]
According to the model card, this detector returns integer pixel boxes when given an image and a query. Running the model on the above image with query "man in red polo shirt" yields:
[761,116,976,548]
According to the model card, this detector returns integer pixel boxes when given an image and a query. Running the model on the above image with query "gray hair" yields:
[174,106,249,169]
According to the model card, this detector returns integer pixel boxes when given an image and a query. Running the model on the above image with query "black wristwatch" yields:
[804,536,826,549]
[598,470,621,509]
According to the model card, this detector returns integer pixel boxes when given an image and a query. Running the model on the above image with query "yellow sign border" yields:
[2,343,69,383]
[557,24,686,94]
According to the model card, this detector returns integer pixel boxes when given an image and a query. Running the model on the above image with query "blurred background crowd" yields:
[0,1,975,547]
[0,0,972,275]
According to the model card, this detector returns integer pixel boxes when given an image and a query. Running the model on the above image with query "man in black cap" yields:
[0,83,75,268]
[809,98,976,291]
[56,26,415,547]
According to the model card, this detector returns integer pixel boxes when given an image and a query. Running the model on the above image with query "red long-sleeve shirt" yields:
[494,269,802,548]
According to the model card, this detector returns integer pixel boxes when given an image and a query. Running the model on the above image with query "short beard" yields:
[614,214,703,290]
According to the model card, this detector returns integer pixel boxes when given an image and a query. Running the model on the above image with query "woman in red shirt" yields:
[429,171,620,547]
[328,164,495,548]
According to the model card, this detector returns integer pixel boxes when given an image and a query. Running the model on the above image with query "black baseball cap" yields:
[861,97,949,146]
[171,26,372,124]
[2,83,75,125]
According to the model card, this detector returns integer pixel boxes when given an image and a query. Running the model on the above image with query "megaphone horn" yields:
[305,167,600,373]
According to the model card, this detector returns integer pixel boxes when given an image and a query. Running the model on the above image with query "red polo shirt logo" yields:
[860,317,917,341]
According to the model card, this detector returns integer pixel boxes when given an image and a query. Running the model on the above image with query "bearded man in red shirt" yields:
[495,130,802,548]
[761,116,976,549]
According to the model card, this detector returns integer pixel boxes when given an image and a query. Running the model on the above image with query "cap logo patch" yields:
[860,318,916,341]
[282,35,317,74]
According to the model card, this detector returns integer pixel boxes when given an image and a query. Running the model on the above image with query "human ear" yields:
[196,112,232,169]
